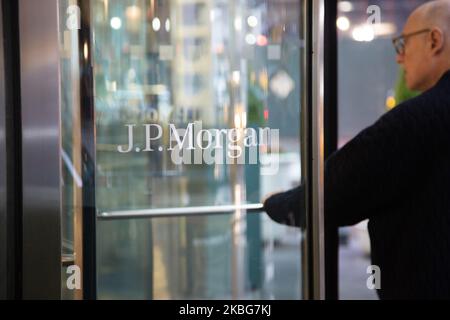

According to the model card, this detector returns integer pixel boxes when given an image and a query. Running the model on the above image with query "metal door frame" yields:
[310,0,326,300]
[1,0,24,300]
[20,0,62,300]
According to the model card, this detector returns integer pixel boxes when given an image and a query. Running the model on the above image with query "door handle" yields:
[98,204,264,220]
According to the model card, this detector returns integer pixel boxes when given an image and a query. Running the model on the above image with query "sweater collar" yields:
[438,69,450,85]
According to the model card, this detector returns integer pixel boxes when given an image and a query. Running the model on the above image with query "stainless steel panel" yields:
[20,0,62,299]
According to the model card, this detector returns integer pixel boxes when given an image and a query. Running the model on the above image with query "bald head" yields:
[412,0,450,35]
[398,0,450,91]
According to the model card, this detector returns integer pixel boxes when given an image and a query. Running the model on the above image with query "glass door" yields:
[56,0,320,300]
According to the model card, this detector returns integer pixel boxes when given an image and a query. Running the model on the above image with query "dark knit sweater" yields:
[264,70,450,300]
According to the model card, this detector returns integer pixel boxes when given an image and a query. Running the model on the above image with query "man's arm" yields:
[325,102,429,226]
[265,100,431,228]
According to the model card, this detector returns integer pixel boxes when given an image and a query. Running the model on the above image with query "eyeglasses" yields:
[392,29,431,55]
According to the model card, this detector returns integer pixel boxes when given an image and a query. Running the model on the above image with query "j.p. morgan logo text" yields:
[117,121,280,175]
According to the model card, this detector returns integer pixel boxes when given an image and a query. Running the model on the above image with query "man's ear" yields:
[430,27,445,55]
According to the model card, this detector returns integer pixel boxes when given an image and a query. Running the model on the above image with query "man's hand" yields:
[262,186,305,228]
[261,191,283,205]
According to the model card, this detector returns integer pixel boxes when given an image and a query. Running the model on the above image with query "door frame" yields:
[19,0,62,299]
[323,0,339,301]
[1,0,24,300]
[309,0,327,300]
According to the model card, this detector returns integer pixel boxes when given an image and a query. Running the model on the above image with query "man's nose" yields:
[396,53,404,64]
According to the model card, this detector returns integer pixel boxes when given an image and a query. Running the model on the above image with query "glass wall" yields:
[60,0,307,300]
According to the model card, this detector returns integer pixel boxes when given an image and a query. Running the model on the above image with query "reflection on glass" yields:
[60,0,84,300]
[61,0,306,300]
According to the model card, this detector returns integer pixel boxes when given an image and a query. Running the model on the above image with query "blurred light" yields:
[386,96,396,110]
[110,17,122,30]
[247,15,258,28]
[165,18,170,32]
[234,111,247,129]
[256,35,268,46]
[232,71,241,85]
[264,109,269,121]
[245,34,257,45]
[241,112,247,128]
[104,0,109,16]
[338,1,354,13]
[83,42,89,60]
[234,183,242,208]
[352,25,375,42]
[152,17,161,31]
[270,70,294,99]
[234,17,242,31]
[125,5,141,20]
[373,23,397,37]
[210,9,216,22]
[259,71,269,92]
[337,16,350,31]
[234,113,241,129]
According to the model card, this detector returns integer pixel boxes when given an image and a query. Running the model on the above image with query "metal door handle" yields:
[98,203,264,220]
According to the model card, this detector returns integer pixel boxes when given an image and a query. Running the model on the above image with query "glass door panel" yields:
[61,0,308,300]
